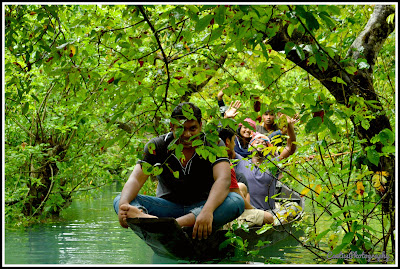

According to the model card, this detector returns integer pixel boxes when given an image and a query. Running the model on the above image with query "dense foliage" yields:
[4,4,396,264]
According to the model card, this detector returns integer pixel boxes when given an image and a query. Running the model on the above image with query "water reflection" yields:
[5,185,154,264]
[5,183,319,265]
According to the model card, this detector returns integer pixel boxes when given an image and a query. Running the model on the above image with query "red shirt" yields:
[230,166,239,189]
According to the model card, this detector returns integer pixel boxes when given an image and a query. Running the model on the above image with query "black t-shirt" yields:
[138,132,230,205]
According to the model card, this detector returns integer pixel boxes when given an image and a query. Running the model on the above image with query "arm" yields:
[118,163,149,228]
[279,116,297,161]
[192,161,231,239]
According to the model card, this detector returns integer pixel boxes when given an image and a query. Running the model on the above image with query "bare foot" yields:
[119,204,158,219]
[176,213,196,227]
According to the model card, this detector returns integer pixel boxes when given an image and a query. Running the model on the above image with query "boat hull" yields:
[126,182,305,261]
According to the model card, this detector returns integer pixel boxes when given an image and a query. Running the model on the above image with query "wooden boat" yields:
[126,182,305,261]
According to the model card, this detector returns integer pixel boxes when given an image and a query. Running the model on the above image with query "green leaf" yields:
[345,66,358,75]
[382,146,395,154]
[361,119,370,130]
[331,243,348,255]
[260,43,269,60]
[342,232,354,245]
[387,13,395,24]
[332,76,347,86]
[315,51,328,71]
[304,12,320,31]
[315,229,330,242]
[284,41,295,55]
[294,44,305,60]
[318,12,336,28]
[367,148,380,166]
[210,26,224,42]
[323,115,337,135]
[153,166,163,176]
[331,207,350,218]
[327,6,341,16]
[305,116,322,133]
[195,14,213,32]
[279,107,296,117]
[235,39,244,52]
[287,23,295,37]
[378,129,395,146]
[106,111,125,129]
[148,143,155,155]
[304,94,316,106]
[214,6,225,25]
[21,102,29,115]
[191,139,203,147]
[256,223,273,235]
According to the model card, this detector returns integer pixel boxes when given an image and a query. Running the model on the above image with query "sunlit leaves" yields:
[332,76,347,86]
[305,116,322,133]
[294,44,305,60]
[295,5,319,31]
[214,5,226,25]
[366,147,380,166]
[195,14,214,32]
[371,128,395,146]
[315,51,328,72]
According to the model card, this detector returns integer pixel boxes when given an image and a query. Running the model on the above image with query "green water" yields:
[4,183,321,265]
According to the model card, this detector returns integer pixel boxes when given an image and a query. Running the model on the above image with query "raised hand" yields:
[217,84,229,101]
[286,113,300,126]
[224,100,242,118]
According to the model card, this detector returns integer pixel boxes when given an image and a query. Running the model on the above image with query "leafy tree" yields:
[4,4,395,263]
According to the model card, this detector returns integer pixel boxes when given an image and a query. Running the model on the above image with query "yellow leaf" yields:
[301,184,314,196]
[355,181,365,196]
[315,184,322,196]
[372,173,387,192]
[184,44,190,52]
[68,44,76,56]
[376,171,389,177]
[328,233,339,250]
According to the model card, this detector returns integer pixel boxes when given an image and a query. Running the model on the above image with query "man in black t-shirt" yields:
[113,102,244,240]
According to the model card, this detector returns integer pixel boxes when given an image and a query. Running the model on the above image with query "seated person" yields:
[219,127,274,227]
[235,115,297,211]
[113,102,245,240]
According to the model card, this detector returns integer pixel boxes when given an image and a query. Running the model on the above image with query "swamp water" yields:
[4,183,321,265]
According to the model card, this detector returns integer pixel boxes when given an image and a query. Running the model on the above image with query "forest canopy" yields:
[3,4,396,263]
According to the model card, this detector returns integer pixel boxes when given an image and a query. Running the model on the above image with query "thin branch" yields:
[138,5,170,110]
[9,117,36,139]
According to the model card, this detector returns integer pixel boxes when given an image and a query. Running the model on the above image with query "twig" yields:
[138,5,170,110]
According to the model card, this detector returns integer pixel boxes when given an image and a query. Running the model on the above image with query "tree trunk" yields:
[266,5,395,211]
[23,139,70,217]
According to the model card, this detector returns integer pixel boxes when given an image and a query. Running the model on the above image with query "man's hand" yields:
[192,209,213,240]
[287,113,300,126]
[224,100,242,118]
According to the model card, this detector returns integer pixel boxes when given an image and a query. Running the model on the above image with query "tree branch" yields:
[137,5,170,110]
